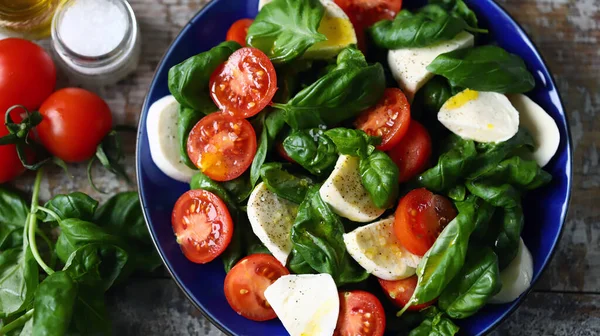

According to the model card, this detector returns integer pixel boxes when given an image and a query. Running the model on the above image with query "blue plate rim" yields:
[134,0,574,334]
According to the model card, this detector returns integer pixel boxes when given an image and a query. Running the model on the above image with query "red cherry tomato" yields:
[394,188,457,256]
[226,18,253,46]
[335,0,403,28]
[0,110,25,183]
[335,291,386,336]
[210,47,277,119]
[378,276,436,311]
[171,189,234,264]
[387,120,432,182]
[37,88,112,163]
[355,88,411,151]
[186,113,257,182]
[0,38,56,114]
[224,254,290,321]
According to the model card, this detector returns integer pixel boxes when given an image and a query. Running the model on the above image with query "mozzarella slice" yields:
[489,238,534,304]
[344,216,421,280]
[264,274,339,336]
[438,89,520,143]
[258,0,356,60]
[388,31,474,101]
[508,94,560,167]
[247,182,298,266]
[319,155,385,223]
[146,95,197,182]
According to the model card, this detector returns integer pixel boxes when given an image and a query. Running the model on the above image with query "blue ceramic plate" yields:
[136,1,573,335]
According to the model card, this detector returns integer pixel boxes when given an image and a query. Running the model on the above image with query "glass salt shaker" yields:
[51,0,140,88]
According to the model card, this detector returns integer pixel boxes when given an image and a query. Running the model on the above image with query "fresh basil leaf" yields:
[429,0,479,29]
[33,271,78,336]
[63,243,128,292]
[476,156,552,190]
[370,5,468,49]
[324,128,381,159]
[251,119,270,187]
[419,135,477,192]
[168,41,241,112]
[494,206,524,270]
[247,0,326,63]
[260,163,313,204]
[411,196,494,305]
[290,185,364,285]
[447,185,466,201]
[0,246,38,318]
[265,109,288,140]
[427,46,536,93]
[359,151,400,209]
[413,76,452,129]
[94,192,161,273]
[178,105,204,169]
[0,188,28,250]
[408,307,459,336]
[468,128,535,179]
[40,192,98,223]
[283,129,338,176]
[338,254,370,284]
[288,248,316,275]
[190,171,237,208]
[465,180,521,208]
[222,174,253,204]
[275,47,386,129]
[71,284,111,336]
[439,247,502,319]
[55,219,123,264]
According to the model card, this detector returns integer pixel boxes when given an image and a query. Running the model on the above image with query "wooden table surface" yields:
[13,0,600,335]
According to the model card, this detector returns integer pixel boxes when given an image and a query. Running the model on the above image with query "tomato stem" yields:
[27,167,55,276]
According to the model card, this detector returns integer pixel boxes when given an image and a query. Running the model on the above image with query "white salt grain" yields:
[58,0,127,57]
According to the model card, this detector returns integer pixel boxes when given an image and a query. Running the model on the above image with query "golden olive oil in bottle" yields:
[0,0,61,39]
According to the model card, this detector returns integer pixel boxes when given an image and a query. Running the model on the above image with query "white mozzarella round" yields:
[343,216,421,280]
[508,94,560,167]
[247,182,298,266]
[489,238,534,304]
[146,95,197,182]
[264,274,339,336]
[438,89,520,143]
[319,155,385,223]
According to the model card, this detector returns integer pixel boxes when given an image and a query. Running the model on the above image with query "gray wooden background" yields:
[13,0,600,335]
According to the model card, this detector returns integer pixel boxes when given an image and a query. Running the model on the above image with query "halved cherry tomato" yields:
[335,0,403,28]
[378,276,435,311]
[210,47,277,119]
[224,254,290,321]
[387,120,432,182]
[226,18,253,46]
[355,88,411,151]
[187,112,257,182]
[37,88,112,163]
[335,291,386,336]
[172,189,233,264]
[394,188,457,256]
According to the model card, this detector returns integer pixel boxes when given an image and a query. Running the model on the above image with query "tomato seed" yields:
[240,289,249,295]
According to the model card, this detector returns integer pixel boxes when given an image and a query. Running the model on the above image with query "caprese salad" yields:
[146,0,560,335]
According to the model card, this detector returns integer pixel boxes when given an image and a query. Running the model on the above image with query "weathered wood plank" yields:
[107,278,600,336]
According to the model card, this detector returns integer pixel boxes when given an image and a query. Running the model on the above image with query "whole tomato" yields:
[37,88,113,163]
[0,38,56,114]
